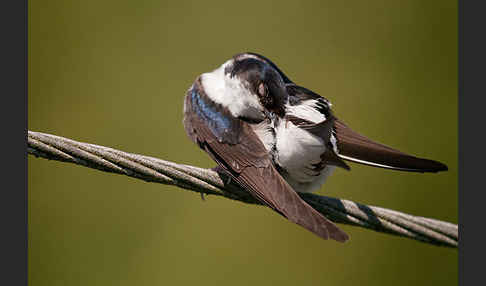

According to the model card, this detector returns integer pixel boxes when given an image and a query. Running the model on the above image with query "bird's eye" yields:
[258,82,267,97]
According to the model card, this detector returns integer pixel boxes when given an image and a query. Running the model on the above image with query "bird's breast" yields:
[273,118,336,193]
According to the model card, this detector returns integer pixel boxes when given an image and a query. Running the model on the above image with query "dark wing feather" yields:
[334,119,448,173]
[184,85,348,242]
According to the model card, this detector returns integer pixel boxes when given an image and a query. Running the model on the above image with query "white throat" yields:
[200,60,264,120]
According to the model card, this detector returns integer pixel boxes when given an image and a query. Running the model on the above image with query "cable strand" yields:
[27,130,458,248]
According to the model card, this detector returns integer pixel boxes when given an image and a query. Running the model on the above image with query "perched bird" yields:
[183,52,447,242]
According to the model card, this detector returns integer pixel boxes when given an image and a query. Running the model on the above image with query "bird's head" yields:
[199,53,290,120]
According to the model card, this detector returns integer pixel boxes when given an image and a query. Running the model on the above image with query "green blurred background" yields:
[28,1,457,285]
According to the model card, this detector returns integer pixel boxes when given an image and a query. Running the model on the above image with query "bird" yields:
[182,52,448,243]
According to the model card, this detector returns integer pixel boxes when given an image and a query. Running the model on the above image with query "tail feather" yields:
[333,119,448,173]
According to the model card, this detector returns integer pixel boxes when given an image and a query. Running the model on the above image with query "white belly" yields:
[274,119,335,193]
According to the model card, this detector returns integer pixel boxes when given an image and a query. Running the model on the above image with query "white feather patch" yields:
[251,121,275,152]
[285,100,326,123]
[274,101,338,193]
[275,120,327,182]
[283,166,336,193]
[200,60,264,120]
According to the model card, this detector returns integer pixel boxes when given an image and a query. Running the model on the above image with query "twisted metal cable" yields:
[28,130,458,247]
